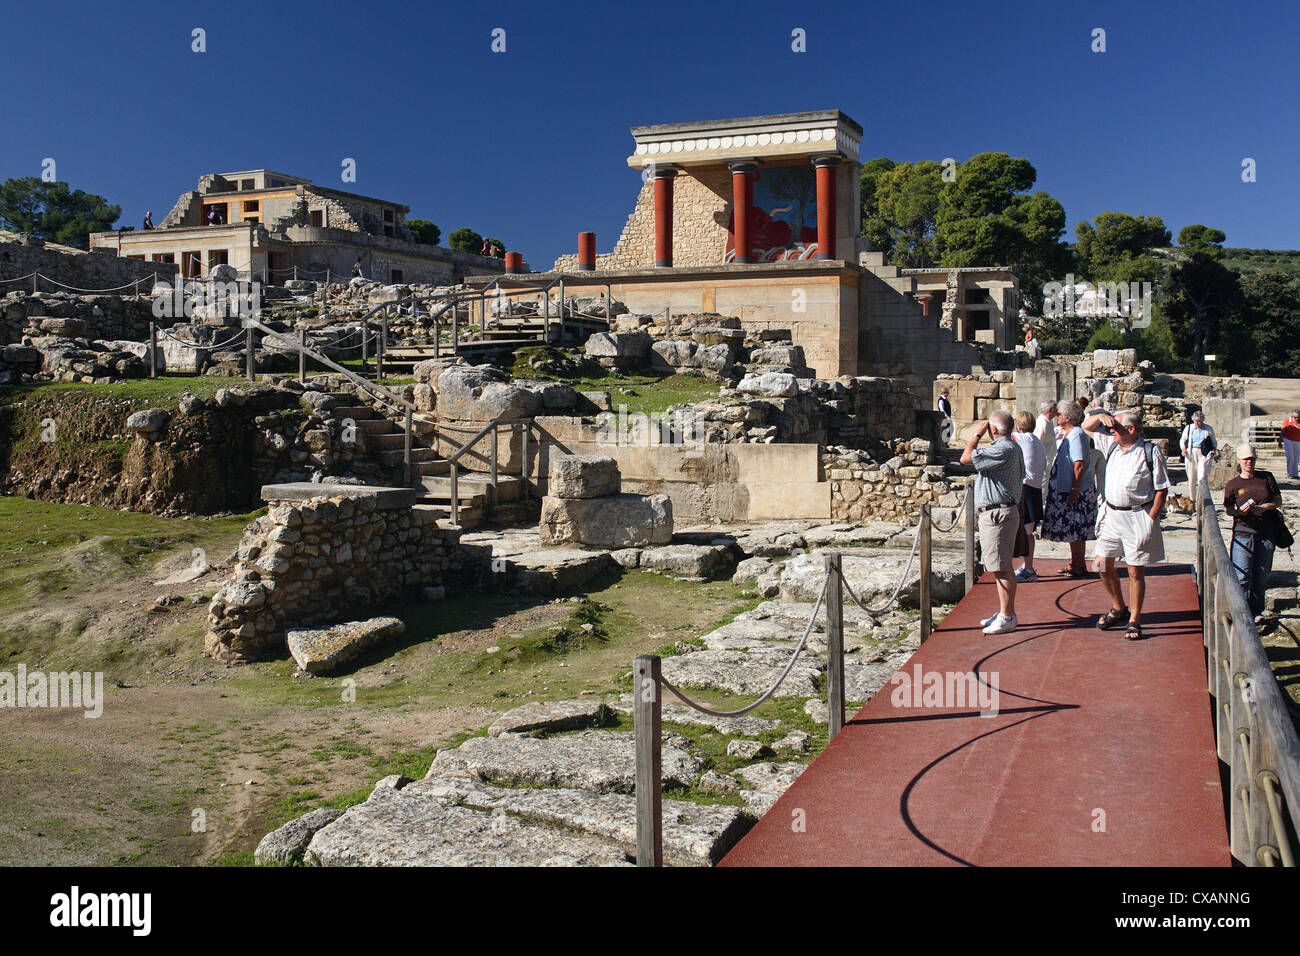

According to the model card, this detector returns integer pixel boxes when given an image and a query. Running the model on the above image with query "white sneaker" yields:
[980,612,1002,628]
[983,613,1018,635]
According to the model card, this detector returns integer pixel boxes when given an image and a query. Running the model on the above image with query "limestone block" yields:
[639,544,737,581]
[436,365,540,422]
[750,345,806,367]
[650,339,697,370]
[538,493,673,549]
[488,700,609,737]
[548,454,621,499]
[126,407,169,434]
[584,330,651,364]
[737,372,798,398]
[287,617,406,675]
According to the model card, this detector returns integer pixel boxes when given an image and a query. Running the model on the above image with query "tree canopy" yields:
[406,218,440,246]
[448,227,484,253]
[0,177,121,249]
[859,152,1070,308]
[1074,212,1170,285]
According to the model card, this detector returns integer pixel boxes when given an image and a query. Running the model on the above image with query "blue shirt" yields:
[1051,427,1093,494]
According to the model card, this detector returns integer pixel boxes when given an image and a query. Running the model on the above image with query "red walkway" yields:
[721,560,1229,866]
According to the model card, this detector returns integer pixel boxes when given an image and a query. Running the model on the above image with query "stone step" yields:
[412,499,483,529]
[378,447,437,467]
[420,474,523,503]
[416,483,488,506]
[356,418,397,436]
[368,433,408,451]
[418,459,451,476]
[335,405,379,420]
[486,500,539,527]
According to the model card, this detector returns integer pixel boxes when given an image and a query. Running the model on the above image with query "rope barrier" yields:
[657,575,829,719]
[0,272,38,284]
[153,327,247,351]
[35,273,154,293]
[839,519,923,617]
[930,491,968,533]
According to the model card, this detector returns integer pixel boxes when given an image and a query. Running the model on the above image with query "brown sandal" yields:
[1124,623,1143,641]
[1098,607,1129,630]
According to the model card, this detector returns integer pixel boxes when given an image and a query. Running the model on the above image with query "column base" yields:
[733,256,752,264]
[654,260,673,268]
[817,252,835,260]
[576,264,595,271]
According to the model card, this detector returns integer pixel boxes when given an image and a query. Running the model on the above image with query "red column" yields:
[504,252,522,274]
[813,155,842,260]
[577,232,596,271]
[729,161,758,263]
[652,167,676,268]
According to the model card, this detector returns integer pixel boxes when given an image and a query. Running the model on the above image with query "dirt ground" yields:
[0,500,757,865]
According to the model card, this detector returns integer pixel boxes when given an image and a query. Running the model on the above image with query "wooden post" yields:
[434,313,440,359]
[245,326,255,382]
[825,553,845,740]
[298,329,306,384]
[543,290,550,343]
[360,318,369,371]
[149,323,157,379]
[605,283,612,325]
[452,303,460,356]
[920,504,933,643]
[964,482,976,594]
[520,424,529,500]
[634,655,663,867]
[450,462,459,527]
[404,407,413,488]
[378,309,387,380]
[558,276,565,344]
[490,425,499,488]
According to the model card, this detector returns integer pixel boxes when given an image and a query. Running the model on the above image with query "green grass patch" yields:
[1,376,230,403]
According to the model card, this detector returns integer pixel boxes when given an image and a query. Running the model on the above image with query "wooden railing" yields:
[1196,473,1300,865]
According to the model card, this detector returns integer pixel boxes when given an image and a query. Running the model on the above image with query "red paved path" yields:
[720,560,1229,866]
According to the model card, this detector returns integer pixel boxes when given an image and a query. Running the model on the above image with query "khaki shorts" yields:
[978,505,1020,573]
[1094,506,1165,566]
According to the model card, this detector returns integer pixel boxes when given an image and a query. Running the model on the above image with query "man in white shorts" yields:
[1082,408,1170,641]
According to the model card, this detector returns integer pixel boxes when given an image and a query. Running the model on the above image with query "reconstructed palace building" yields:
[540,110,1021,387]
[89,169,511,285]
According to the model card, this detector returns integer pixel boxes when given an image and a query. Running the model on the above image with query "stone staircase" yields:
[316,383,537,530]
[381,312,610,372]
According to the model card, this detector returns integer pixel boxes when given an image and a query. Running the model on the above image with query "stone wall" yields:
[1,290,157,345]
[553,167,732,271]
[1201,381,1252,447]
[0,233,178,292]
[205,487,463,663]
[824,443,960,523]
[933,370,1018,438]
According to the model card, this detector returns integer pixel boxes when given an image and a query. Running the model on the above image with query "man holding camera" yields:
[1083,408,1170,641]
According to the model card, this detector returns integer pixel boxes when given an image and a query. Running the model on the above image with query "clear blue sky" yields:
[2,0,1295,267]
